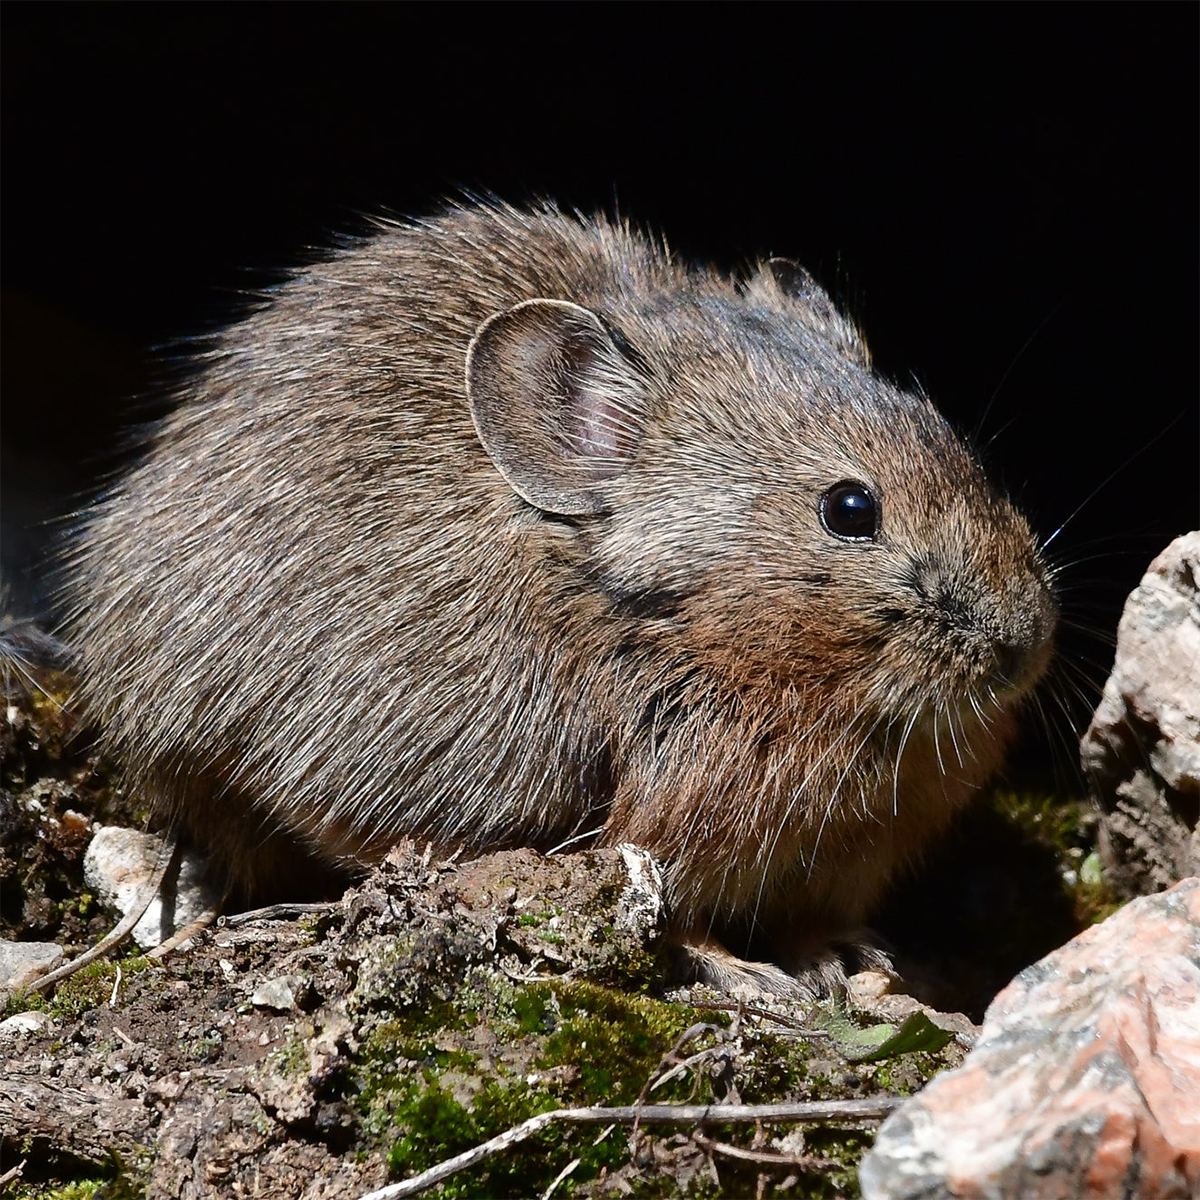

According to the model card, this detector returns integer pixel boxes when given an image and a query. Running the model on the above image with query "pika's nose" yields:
[992,587,1057,694]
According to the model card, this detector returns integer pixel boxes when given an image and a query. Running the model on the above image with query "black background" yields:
[3,4,1197,702]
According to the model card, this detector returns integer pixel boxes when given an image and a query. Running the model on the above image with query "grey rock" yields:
[1081,532,1200,897]
[83,825,220,949]
[0,939,64,990]
[0,1010,54,1039]
[250,975,303,1012]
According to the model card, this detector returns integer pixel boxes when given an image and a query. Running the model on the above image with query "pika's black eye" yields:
[820,481,880,541]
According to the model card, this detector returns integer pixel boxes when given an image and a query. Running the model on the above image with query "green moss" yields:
[381,1070,632,1198]
[2,986,51,1020]
[396,995,464,1039]
[737,1031,811,1102]
[807,1126,875,1197]
[353,976,732,1197]
[869,1062,898,1094]
[19,1180,142,1200]
[9,1148,150,1200]
[295,914,325,946]
[356,1018,462,1125]
[266,1033,310,1079]
[536,980,709,1105]
[1073,851,1123,925]
[358,1036,558,1198]
[610,945,666,993]
[351,954,887,1196]
[509,987,551,1035]
[48,956,158,1021]
[386,1079,481,1174]
[12,1183,105,1200]
[993,790,1087,845]
[879,1050,946,1096]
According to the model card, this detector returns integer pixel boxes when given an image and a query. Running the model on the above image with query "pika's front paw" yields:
[670,928,893,1000]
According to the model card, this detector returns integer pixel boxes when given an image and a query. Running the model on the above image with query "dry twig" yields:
[539,1155,581,1200]
[147,903,222,959]
[356,1097,901,1200]
[222,901,336,927]
[693,1131,840,1171]
[631,1016,735,1146]
[688,997,833,1039]
[0,1159,26,1188]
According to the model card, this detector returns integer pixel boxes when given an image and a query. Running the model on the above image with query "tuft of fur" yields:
[63,202,1057,989]
[1,610,71,698]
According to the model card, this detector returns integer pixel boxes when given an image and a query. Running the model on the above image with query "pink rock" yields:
[860,878,1200,1199]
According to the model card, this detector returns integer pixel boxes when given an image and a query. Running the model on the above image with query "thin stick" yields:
[693,1131,839,1171]
[222,901,336,927]
[147,902,222,960]
[0,1160,26,1187]
[633,1018,732,1142]
[356,1097,901,1200]
[539,1155,581,1200]
[687,998,832,1038]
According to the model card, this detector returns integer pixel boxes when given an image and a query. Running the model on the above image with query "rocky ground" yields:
[0,646,1115,1200]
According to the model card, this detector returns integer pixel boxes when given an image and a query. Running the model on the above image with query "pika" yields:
[65,202,1057,994]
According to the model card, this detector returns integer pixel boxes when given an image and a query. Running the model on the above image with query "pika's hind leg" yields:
[137,767,357,906]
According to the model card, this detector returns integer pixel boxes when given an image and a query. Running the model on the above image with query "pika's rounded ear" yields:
[757,257,872,370]
[466,299,647,515]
